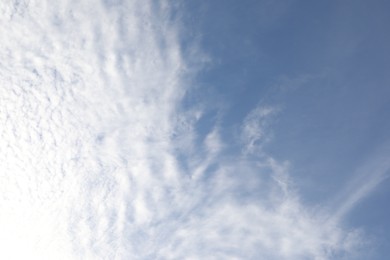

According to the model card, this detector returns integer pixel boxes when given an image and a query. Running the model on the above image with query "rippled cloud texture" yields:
[0,1,370,259]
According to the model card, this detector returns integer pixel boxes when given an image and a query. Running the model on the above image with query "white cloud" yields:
[0,1,370,259]
[241,106,277,155]
[327,143,390,224]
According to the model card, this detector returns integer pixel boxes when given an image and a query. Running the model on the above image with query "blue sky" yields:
[183,0,390,258]
[0,0,389,259]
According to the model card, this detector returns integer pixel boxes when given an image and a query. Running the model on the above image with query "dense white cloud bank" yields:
[0,1,365,259]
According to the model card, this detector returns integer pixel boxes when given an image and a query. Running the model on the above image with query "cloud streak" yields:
[328,143,390,224]
[0,1,373,259]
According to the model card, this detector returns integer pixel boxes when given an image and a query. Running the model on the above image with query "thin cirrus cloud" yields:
[0,0,371,259]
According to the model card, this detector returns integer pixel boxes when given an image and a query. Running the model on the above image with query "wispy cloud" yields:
[240,106,277,155]
[328,143,390,224]
[0,1,373,259]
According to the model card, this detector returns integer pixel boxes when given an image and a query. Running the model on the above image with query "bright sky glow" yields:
[1,0,389,259]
